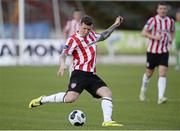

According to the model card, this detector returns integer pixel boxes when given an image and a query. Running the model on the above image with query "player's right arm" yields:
[57,53,67,76]
[57,38,76,76]
[141,17,161,41]
[141,29,161,40]
[98,16,123,42]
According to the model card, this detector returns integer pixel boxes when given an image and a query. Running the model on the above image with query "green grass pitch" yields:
[0,64,180,130]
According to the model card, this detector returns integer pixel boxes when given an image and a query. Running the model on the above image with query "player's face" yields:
[79,23,92,36]
[73,11,81,21]
[157,5,167,18]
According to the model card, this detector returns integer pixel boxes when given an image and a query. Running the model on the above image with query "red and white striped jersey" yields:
[143,15,175,54]
[62,31,101,73]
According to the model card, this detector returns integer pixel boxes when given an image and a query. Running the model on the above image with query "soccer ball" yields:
[68,110,86,126]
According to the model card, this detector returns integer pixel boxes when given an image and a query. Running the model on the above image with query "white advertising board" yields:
[0,39,65,66]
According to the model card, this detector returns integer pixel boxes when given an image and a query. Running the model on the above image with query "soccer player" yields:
[63,9,82,39]
[63,9,82,76]
[139,2,175,104]
[175,10,180,70]
[29,15,124,127]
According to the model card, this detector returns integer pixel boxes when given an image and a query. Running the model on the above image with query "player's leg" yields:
[28,91,80,108]
[96,86,112,122]
[96,86,123,127]
[157,65,168,104]
[41,91,79,103]
[41,92,67,103]
[86,74,123,127]
[28,93,66,108]
[157,53,169,104]
[139,53,155,101]
[63,91,79,103]
[141,68,154,92]
[28,70,84,108]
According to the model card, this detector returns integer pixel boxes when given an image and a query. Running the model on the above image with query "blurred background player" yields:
[139,2,175,104]
[175,10,180,71]
[63,9,82,76]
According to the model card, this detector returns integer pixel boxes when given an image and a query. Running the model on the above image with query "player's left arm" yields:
[97,16,123,42]
[169,32,175,44]
[169,18,175,44]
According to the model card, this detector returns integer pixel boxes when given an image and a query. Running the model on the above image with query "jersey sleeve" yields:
[62,37,76,55]
[90,31,101,42]
[143,17,155,31]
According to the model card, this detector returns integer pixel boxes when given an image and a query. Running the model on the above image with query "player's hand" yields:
[114,16,123,27]
[57,64,67,76]
[154,34,162,41]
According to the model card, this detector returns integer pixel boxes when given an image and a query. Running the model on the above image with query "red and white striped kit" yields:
[144,15,175,54]
[62,31,101,73]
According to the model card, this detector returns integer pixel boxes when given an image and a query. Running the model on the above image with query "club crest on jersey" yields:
[71,83,77,88]
[88,42,94,46]
[84,42,95,49]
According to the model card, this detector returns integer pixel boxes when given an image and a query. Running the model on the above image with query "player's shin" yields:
[41,92,66,104]
[101,97,113,122]
[158,76,166,100]
[139,73,151,101]
[141,73,151,92]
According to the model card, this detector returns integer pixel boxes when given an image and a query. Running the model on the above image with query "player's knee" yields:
[97,87,112,97]
[64,96,77,103]
[159,73,167,77]
[105,88,112,97]
[64,94,78,103]
[147,73,152,78]
[159,71,167,76]
[146,70,153,77]
[159,67,167,76]
[106,90,112,97]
